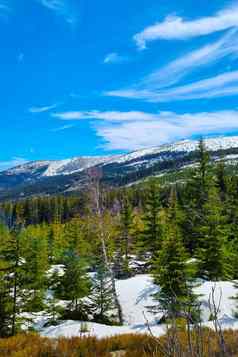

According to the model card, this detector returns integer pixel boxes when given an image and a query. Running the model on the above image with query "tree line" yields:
[1,140,238,336]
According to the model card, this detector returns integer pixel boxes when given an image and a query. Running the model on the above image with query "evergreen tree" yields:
[197,185,228,280]
[20,225,49,312]
[140,179,163,259]
[64,217,90,257]
[216,159,228,200]
[1,229,23,335]
[48,222,65,263]
[153,215,190,320]
[0,225,13,336]
[114,197,133,278]
[89,262,116,324]
[56,251,91,319]
[0,270,12,337]
[184,138,211,254]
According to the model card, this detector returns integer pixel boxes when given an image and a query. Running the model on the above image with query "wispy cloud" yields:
[106,29,238,103]
[103,52,127,64]
[138,30,238,90]
[51,124,75,131]
[134,4,238,49]
[37,0,78,25]
[53,109,238,151]
[0,157,28,172]
[107,70,238,102]
[52,110,160,121]
[0,1,12,20]
[96,110,238,150]
[52,111,85,119]
[29,104,58,113]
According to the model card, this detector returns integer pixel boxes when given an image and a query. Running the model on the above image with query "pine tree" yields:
[114,197,133,278]
[56,251,91,319]
[153,216,190,320]
[1,229,23,336]
[121,197,133,260]
[48,222,65,263]
[0,225,13,336]
[0,270,12,337]
[64,217,90,258]
[184,138,211,254]
[89,262,116,324]
[20,225,49,312]
[216,159,228,200]
[140,179,163,260]
[196,185,228,280]
[152,187,200,321]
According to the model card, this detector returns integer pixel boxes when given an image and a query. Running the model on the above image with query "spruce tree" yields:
[89,262,116,324]
[152,187,199,321]
[20,225,49,312]
[1,229,23,335]
[0,225,13,336]
[196,185,228,280]
[184,138,211,254]
[64,217,90,258]
[115,197,133,278]
[0,270,12,337]
[153,216,190,320]
[56,250,91,319]
[140,179,163,260]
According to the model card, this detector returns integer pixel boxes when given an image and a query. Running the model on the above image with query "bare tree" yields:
[144,284,229,357]
[87,168,123,324]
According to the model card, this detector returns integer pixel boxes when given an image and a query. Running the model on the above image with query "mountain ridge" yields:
[1,135,238,200]
[4,135,238,177]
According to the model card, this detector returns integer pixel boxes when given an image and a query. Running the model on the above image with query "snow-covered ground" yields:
[39,275,238,339]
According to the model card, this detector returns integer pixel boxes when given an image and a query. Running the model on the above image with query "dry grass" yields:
[0,329,238,356]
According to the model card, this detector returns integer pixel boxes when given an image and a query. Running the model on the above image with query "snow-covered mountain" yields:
[1,136,238,200]
[6,156,120,178]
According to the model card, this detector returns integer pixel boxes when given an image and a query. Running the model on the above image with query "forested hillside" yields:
[1,140,238,355]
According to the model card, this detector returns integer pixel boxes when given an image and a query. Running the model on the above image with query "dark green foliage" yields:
[196,185,229,280]
[153,193,192,319]
[114,196,133,278]
[140,179,163,259]
[20,225,49,312]
[56,251,91,320]
[89,263,116,324]
[1,138,238,333]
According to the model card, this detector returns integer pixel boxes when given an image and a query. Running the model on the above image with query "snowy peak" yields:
[2,136,238,200]
[117,136,238,162]
[4,156,121,178]
[4,136,238,178]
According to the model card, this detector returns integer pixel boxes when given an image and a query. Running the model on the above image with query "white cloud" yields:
[52,111,85,119]
[107,70,238,102]
[106,30,238,102]
[134,4,238,49]
[0,157,28,172]
[103,52,127,64]
[52,110,160,121]
[51,124,75,131]
[139,30,238,90]
[53,108,238,151]
[38,0,77,25]
[29,104,58,113]
[40,0,64,10]
[96,110,238,150]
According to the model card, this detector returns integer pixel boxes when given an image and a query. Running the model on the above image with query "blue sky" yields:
[1,0,238,169]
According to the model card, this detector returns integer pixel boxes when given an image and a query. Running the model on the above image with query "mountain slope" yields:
[1,136,238,200]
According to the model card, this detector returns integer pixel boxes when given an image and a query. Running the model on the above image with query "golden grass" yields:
[0,329,238,356]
